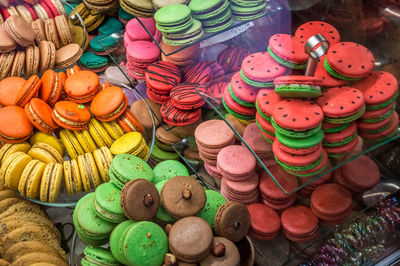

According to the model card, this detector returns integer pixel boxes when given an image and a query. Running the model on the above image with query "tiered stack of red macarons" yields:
[255,89,281,143]
[217,145,259,205]
[353,71,399,143]
[194,120,235,178]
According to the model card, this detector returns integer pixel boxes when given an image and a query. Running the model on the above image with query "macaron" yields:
[79,51,109,73]
[322,122,358,157]
[0,151,32,190]
[109,153,154,189]
[126,40,160,80]
[241,52,286,88]
[54,15,72,46]
[0,106,33,143]
[38,40,56,74]
[28,142,63,164]
[314,55,347,88]
[183,61,212,84]
[109,220,135,265]
[124,16,156,42]
[93,182,126,223]
[274,75,323,98]
[78,152,101,192]
[10,50,25,77]
[73,129,97,153]
[101,120,125,140]
[0,142,31,165]
[221,171,259,205]
[98,17,123,35]
[120,0,155,18]
[247,203,281,240]
[161,42,199,67]
[152,160,189,184]
[44,18,60,49]
[64,70,99,103]
[0,51,15,79]
[154,4,192,33]
[197,190,227,228]
[73,193,115,246]
[189,0,228,20]
[29,132,64,156]
[324,42,375,81]
[54,43,83,69]
[63,159,82,196]
[162,18,204,45]
[16,74,42,107]
[90,86,127,122]
[268,33,308,69]
[170,83,206,110]
[82,245,119,266]
[217,145,256,181]
[39,163,63,202]
[294,21,340,47]
[93,147,113,183]
[0,25,16,53]
[228,72,258,108]
[39,69,65,107]
[148,144,178,166]
[110,131,148,158]
[25,45,40,78]
[5,15,35,47]
[87,119,113,148]
[52,101,91,130]
[217,46,250,74]
[0,77,25,107]
[117,109,145,135]
[59,129,85,159]
[24,98,59,134]
[222,87,256,121]
[145,60,182,95]
[281,205,320,242]
[154,179,176,223]
[160,100,202,126]
[201,7,234,33]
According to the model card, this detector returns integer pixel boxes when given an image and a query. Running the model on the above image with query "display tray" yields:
[23,79,156,208]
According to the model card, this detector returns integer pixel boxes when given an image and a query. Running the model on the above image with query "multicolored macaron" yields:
[170,83,206,110]
[274,75,323,98]
[183,61,212,84]
[145,61,182,95]
[160,100,202,126]
[222,86,256,121]
[295,21,340,47]
[322,121,359,157]
[324,42,375,81]
[268,33,308,69]
[314,55,347,88]
[255,89,282,142]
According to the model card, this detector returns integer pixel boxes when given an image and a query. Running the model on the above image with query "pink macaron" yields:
[126,17,156,42]
[242,122,273,159]
[217,145,256,181]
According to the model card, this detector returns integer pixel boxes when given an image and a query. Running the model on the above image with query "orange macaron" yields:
[0,105,34,143]
[16,75,42,107]
[52,101,91,130]
[90,86,128,122]
[64,70,99,103]
[40,69,65,106]
[117,109,145,134]
[66,65,81,77]
[24,98,59,134]
[0,77,26,107]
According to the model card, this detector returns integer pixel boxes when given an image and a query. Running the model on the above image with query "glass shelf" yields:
[132,0,285,56]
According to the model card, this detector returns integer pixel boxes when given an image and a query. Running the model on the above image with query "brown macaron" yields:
[0,51,15,79]
[31,19,46,45]
[120,178,160,221]
[44,18,60,49]
[25,44,40,78]
[200,237,241,266]
[54,43,82,69]
[54,15,72,46]
[0,24,16,53]
[4,15,35,47]
[38,40,56,74]
[10,49,25,77]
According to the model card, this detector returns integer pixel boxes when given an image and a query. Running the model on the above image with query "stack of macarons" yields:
[271,99,327,177]
[242,122,274,165]
[230,0,268,21]
[281,205,320,242]
[258,165,297,211]
[217,45,250,74]
[124,17,158,47]
[255,89,281,143]
[126,40,160,80]
[154,4,204,45]
[354,71,399,142]
[218,145,259,204]
[195,120,235,175]
[247,203,281,240]
[110,132,150,161]
[189,0,234,33]
[161,42,200,67]
[298,159,333,197]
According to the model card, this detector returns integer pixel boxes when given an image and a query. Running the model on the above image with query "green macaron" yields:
[240,69,274,87]
[274,83,322,98]
[82,245,119,266]
[118,7,134,21]
[98,17,124,35]
[155,180,176,223]
[162,19,204,46]
[110,220,136,265]
[90,35,118,52]
[93,182,126,223]
[202,8,234,33]
[120,221,168,266]
[73,193,116,246]
[79,52,108,70]
[150,144,180,163]
[197,190,227,228]
[109,154,154,189]
[154,4,193,33]
[153,160,189,184]
[230,1,267,21]
[189,0,229,20]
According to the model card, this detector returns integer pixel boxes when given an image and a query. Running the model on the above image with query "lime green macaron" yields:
[81,245,119,266]
[110,220,136,265]
[152,160,189,184]
[93,182,126,223]
[197,190,227,228]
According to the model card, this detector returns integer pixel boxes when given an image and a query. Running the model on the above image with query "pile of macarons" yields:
[74,152,253,265]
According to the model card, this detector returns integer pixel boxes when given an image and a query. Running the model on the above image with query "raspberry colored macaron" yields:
[281,205,320,242]
[160,100,202,126]
[90,86,128,122]
[217,145,256,181]
[24,98,59,134]
[240,52,286,87]
[64,70,100,103]
[323,122,357,148]
[183,61,212,84]
[40,69,65,106]
[144,61,182,94]
[311,183,352,225]
[242,122,273,159]
[247,203,281,241]
[358,111,399,142]
[268,34,308,69]
[324,42,375,80]
[256,89,282,121]
[205,81,227,103]
[0,106,33,143]
[170,83,206,110]
[52,101,91,130]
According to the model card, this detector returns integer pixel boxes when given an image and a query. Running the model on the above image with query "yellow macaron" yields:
[110,132,146,156]
[92,147,113,183]
[0,142,31,165]
[63,159,82,196]
[40,163,63,203]
[87,119,113,148]
[60,129,85,159]
[73,129,98,153]
[28,143,63,164]
[101,120,124,140]
[77,153,101,192]
[29,132,65,157]
[18,159,46,199]
[0,152,33,190]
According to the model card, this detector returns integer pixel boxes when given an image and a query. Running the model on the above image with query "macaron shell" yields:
[59,129,85,159]
[295,21,340,46]
[247,203,281,235]
[145,61,182,91]
[314,55,347,87]
[323,122,357,143]
[326,42,375,78]
[223,88,256,116]
[87,119,113,148]
[273,140,323,166]
[311,183,352,217]
[40,70,63,106]
[17,75,42,107]
[160,100,202,126]
[53,101,91,124]
[25,98,59,134]
[269,34,308,63]
[272,99,323,131]
[340,155,380,191]
[316,87,365,117]
[64,70,99,101]
[4,152,32,190]
[0,106,33,143]
[0,77,26,107]
[183,61,212,84]
[230,71,258,103]
[256,89,282,117]
[241,52,286,82]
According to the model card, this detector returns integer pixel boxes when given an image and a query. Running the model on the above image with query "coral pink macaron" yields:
[247,203,281,240]
[24,98,59,134]
[0,106,34,143]
[90,86,128,122]
[52,101,91,130]
[217,145,256,181]
[281,205,320,242]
